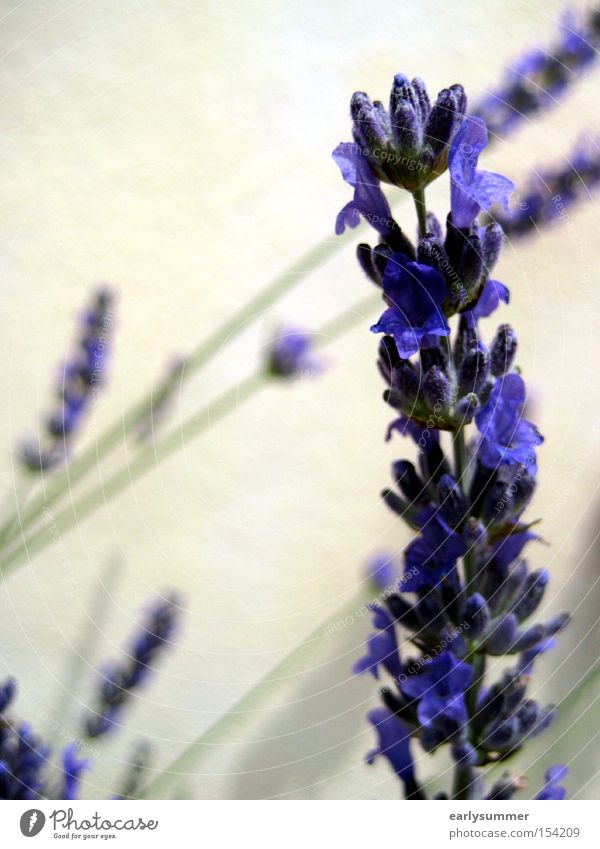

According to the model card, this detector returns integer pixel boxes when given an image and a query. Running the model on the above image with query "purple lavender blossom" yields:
[366,708,422,797]
[370,256,450,358]
[475,373,543,469]
[449,118,514,228]
[332,143,394,236]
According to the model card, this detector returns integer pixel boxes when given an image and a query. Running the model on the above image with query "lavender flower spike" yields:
[84,594,181,738]
[334,68,569,800]
[20,287,115,473]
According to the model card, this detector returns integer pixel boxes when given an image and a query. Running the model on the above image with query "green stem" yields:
[453,424,476,586]
[140,589,368,799]
[451,422,485,800]
[0,233,353,554]
[0,294,380,577]
[412,188,428,238]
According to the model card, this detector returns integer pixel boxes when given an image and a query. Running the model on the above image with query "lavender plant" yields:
[333,73,569,800]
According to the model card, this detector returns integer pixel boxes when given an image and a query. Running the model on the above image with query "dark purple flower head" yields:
[332,143,394,237]
[267,327,324,379]
[475,373,543,468]
[536,765,568,800]
[449,118,514,228]
[366,708,418,794]
[403,509,466,591]
[371,255,450,358]
[342,77,467,194]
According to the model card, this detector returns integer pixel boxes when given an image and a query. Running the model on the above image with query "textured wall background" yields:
[1,0,599,799]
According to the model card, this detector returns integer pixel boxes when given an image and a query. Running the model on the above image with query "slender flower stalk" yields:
[473,8,600,139]
[334,73,568,800]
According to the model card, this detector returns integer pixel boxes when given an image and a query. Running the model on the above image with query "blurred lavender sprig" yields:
[20,287,115,473]
[473,8,600,139]
[498,135,600,236]
[84,594,180,738]
[0,678,89,800]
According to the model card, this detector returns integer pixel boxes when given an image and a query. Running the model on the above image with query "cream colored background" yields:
[1,0,600,799]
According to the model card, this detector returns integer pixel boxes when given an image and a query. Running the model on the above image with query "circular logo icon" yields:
[20,810,46,837]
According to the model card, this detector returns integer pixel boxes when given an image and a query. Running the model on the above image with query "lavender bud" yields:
[464,593,491,639]
[543,612,570,636]
[351,91,390,152]
[356,243,379,284]
[425,88,459,158]
[418,440,451,485]
[420,342,449,374]
[491,324,518,376]
[422,365,452,411]
[391,101,421,152]
[484,613,518,654]
[512,569,549,622]
[393,460,427,503]
[459,231,483,289]
[482,221,504,273]
[458,344,490,396]
[411,76,431,124]
[386,594,421,631]
[437,474,467,527]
